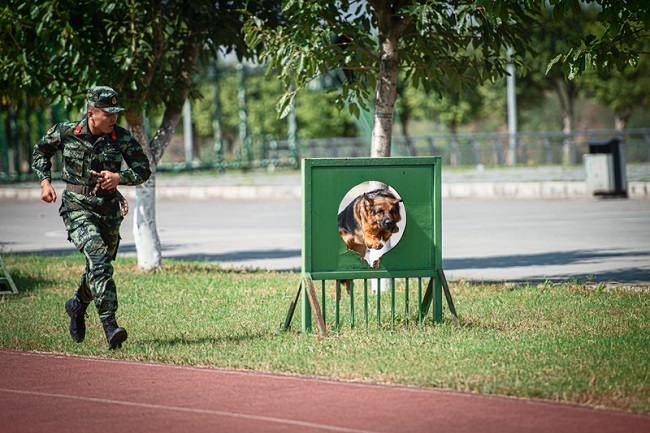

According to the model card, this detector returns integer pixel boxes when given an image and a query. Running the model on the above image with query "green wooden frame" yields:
[283,157,452,335]
[0,256,18,295]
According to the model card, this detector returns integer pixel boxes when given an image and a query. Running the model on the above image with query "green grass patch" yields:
[1,254,648,413]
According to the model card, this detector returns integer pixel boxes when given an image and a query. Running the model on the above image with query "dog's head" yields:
[362,189,402,233]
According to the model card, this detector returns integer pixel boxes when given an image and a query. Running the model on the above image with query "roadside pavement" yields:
[3,164,649,282]
[2,163,649,201]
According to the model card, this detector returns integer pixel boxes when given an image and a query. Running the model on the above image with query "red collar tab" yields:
[111,130,117,141]
[74,125,83,135]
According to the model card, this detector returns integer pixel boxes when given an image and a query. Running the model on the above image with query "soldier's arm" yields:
[117,136,152,186]
[32,125,63,203]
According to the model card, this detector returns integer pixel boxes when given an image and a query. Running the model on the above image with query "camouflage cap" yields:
[87,86,125,113]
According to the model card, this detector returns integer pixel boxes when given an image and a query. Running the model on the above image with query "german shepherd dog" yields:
[338,188,402,269]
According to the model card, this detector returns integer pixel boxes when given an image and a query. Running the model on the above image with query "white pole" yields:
[506,48,517,166]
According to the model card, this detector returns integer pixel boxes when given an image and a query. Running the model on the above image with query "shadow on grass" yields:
[7,247,649,283]
[1,269,63,295]
[164,249,301,263]
[8,243,301,264]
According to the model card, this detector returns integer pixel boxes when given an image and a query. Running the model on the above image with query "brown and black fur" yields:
[338,188,402,268]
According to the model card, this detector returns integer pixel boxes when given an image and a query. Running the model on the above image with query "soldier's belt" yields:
[66,183,115,197]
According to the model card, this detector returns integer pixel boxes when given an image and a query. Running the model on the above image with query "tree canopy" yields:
[244,0,537,156]
[1,0,282,271]
[2,0,281,113]
[546,0,650,77]
[244,1,536,117]
[242,0,649,157]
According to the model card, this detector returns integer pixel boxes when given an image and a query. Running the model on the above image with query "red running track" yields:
[0,350,648,433]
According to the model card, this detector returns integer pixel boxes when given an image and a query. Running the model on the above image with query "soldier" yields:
[32,86,151,349]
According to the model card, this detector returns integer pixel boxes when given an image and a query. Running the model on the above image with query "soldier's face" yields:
[88,108,118,135]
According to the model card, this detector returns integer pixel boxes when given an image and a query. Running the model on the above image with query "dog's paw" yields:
[366,240,383,250]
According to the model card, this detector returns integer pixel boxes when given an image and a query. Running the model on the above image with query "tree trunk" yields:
[124,107,184,271]
[126,114,163,271]
[556,79,576,165]
[561,110,574,165]
[122,19,199,271]
[371,4,409,158]
[134,170,161,271]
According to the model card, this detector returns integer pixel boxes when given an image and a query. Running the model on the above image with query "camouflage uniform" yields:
[32,87,151,323]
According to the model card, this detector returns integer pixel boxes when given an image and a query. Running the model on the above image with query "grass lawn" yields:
[1,254,648,413]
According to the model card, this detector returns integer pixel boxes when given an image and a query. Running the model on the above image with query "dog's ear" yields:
[362,193,374,206]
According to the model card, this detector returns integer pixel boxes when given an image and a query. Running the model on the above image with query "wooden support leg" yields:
[280,281,302,332]
[420,277,434,318]
[438,269,460,327]
[304,277,328,337]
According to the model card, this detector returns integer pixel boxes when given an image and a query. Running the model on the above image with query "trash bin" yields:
[584,138,627,198]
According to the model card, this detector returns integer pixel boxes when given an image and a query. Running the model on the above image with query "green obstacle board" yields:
[282,157,456,336]
[0,256,18,295]
[303,157,442,280]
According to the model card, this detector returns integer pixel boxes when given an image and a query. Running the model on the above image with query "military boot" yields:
[65,298,89,343]
[101,315,127,350]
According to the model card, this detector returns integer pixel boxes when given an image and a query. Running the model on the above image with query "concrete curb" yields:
[2,181,649,201]
[445,181,649,199]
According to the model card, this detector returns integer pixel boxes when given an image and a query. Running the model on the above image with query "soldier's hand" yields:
[91,170,120,191]
[40,179,57,203]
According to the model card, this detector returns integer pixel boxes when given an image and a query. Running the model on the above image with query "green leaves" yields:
[546,53,564,75]
[276,92,294,119]
[2,0,283,112]
[243,1,542,121]
[546,0,650,75]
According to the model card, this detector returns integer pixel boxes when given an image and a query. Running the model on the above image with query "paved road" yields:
[1,196,649,283]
